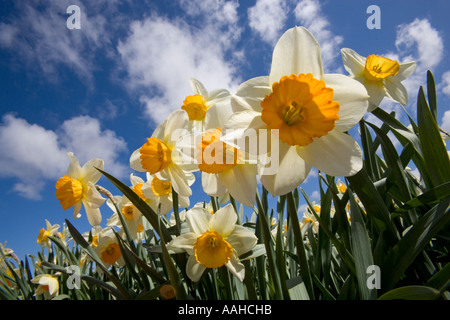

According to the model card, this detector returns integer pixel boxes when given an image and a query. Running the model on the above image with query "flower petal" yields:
[166,164,192,197]
[186,255,206,282]
[226,225,258,256]
[204,101,233,130]
[231,76,271,112]
[385,78,409,105]
[130,148,145,172]
[81,158,104,184]
[221,110,266,149]
[168,232,197,255]
[219,164,257,208]
[260,141,311,196]
[202,172,227,197]
[186,206,211,235]
[341,48,366,77]
[226,251,245,282]
[209,204,237,237]
[323,73,369,132]
[189,78,208,97]
[396,61,417,81]
[82,199,102,226]
[66,152,82,179]
[163,110,189,148]
[298,129,363,177]
[269,27,324,85]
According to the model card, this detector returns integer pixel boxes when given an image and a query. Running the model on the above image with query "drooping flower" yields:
[168,204,258,282]
[130,110,197,198]
[222,27,369,196]
[197,127,257,207]
[92,227,124,269]
[37,220,60,252]
[341,48,416,111]
[32,274,59,299]
[55,152,105,226]
[181,78,232,131]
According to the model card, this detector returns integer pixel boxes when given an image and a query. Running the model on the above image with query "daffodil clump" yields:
[1,27,449,302]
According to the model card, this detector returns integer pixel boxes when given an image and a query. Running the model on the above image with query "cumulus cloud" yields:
[248,0,288,45]
[441,110,450,134]
[293,0,344,71]
[439,71,450,97]
[118,3,242,125]
[394,18,444,109]
[0,1,112,84]
[0,114,128,200]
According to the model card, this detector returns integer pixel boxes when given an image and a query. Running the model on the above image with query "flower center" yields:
[364,54,400,82]
[55,175,84,210]
[139,137,172,174]
[182,94,208,121]
[261,73,340,146]
[151,176,172,196]
[194,231,233,269]
[101,243,121,264]
[132,183,148,201]
[121,205,135,220]
[197,128,241,174]
[37,229,50,243]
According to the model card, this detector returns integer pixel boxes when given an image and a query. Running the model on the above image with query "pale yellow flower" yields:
[55,152,105,226]
[341,48,416,111]
[32,274,59,299]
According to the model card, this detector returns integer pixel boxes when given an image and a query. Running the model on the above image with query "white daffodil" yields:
[141,173,192,216]
[341,48,416,111]
[197,128,257,207]
[130,110,197,198]
[37,220,60,252]
[93,227,125,269]
[55,152,105,226]
[181,78,232,131]
[32,274,59,299]
[168,204,258,282]
[106,174,152,242]
[222,27,369,196]
[301,203,321,234]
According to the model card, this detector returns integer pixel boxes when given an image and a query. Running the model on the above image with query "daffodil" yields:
[55,152,105,226]
[37,220,60,252]
[93,227,125,269]
[222,27,368,196]
[32,274,59,299]
[168,204,258,282]
[301,203,321,234]
[141,173,192,215]
[130,110,197,198]
[197,127,257,207]
[106,174,151,242]
[341,48,416,111]
[181,78,232,131]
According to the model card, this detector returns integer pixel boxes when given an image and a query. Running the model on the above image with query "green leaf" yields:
[378,285,441,300]
[286,191,315,299]
[348,191,376,300]
[347,169,399,242]
[425,262,450,292]
[417,87,450,186]
[381,197,450,291]
[97,168,172,242]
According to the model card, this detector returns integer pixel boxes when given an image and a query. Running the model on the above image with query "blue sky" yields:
[1,0,449,259]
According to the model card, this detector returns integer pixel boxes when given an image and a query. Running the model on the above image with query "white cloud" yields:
[0,1,112,84]
[441,110,450,133]
[118,9,242,125]
[293,0,343,71]
[0,114,128,200]
[440,71,450,97]
[394,18,444,110]
[248,0,288,45]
